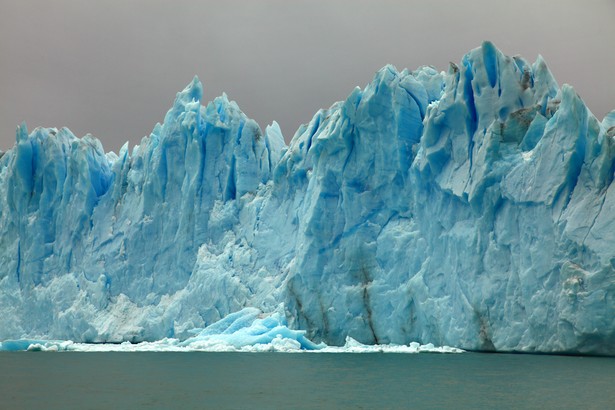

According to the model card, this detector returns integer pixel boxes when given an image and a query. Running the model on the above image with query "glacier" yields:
[1,42,614,355]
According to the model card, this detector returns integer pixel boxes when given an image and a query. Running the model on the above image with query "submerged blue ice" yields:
[1,42,614,355]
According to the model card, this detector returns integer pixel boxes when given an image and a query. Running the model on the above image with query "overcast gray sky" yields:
[1,0,614,152]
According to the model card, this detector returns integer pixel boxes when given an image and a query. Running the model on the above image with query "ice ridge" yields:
[0,42,614,355]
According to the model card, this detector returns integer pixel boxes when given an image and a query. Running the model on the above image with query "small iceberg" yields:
[177,307,325,351]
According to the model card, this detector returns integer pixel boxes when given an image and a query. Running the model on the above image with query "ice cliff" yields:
[1,42,614,355]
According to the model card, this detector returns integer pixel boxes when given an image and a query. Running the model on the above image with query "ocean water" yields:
[0,351,613,409]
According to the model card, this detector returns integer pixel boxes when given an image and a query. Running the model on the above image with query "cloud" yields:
[1,0,613,152]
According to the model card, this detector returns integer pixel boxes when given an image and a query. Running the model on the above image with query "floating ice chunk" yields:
[0,339,74,352]
[180,307,326,351]
[318,337,464,354]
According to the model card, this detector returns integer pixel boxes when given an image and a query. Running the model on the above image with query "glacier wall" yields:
[1,42,614,354]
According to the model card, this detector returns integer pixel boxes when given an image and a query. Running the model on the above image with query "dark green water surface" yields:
[0,352,613,409]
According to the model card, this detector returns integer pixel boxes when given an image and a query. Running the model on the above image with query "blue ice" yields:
[0,42,613,355]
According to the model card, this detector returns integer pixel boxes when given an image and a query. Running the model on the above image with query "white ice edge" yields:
[3,337,463,354]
